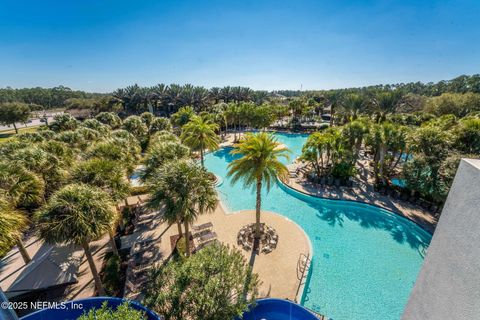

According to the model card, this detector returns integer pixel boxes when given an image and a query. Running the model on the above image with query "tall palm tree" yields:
[72,158,131,255]
[0,197,30,264]
[0,162,45,209]
[366,122,406,184]
[146,160,217,257]
[7,145,68,198]
[141,141,190,182]
[342,119,369,159]
[339,94,366,123]
[226,103,241,141]
[36,184,116,295]
[209,87,222,104]
[181,116,220,168]
[0,162,45,264]
[227,133,290,240]
[372,91,403,123]
[324,91,343,126]
[87,135,141,179]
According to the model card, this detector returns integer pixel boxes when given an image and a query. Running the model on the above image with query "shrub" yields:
[77,301,146,320]
[144,243,259,320]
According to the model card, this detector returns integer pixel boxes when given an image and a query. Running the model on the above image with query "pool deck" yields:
[285,170,437,234]
[157,204,312,301]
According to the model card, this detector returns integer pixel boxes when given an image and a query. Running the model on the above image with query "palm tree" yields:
[0,197,31,264]
[171,106,195,128]
[324,91,343,126]
[0,162,45,209]
[227,133,290,240]
[226,103,241,141]
[7,145,69,198]
[122,116,148,140]
[181,115,220,167]
[209,87,222,104]
[339,94,366,123]
[342,120,369,160]
[372,91,403,123]
[0,162,45,264]
[87,135,141,179]
[72,158,131,255]
[36,184,117,295]
[366,122,408,184]
[146,160,217,257]
[141,141,190,182]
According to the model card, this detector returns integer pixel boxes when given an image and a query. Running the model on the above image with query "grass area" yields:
[0,127,39,144]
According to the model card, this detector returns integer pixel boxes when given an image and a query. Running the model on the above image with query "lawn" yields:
[0,127,39,144]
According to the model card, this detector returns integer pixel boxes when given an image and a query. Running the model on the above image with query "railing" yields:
[295,252,311,302]
[419,243,428,258]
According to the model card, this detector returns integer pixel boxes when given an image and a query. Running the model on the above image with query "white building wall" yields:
[402,159,480,320]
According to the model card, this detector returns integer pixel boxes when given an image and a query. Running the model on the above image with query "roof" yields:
[5,244,82,298]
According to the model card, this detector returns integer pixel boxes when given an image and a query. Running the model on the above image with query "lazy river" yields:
[204,132,431,320]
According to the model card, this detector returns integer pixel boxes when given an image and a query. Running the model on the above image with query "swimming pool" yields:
[204,132,431,320]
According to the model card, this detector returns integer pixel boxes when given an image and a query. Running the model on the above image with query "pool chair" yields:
[261,246,272,254]
[192,221,213,231]
[243,241,252,251]
[198,231,217,243]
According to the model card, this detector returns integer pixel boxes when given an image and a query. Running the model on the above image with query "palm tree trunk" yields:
[355,139,362,159]
[330,106,335,127]
[320,152,325,176]
[231,119,236,142]
[17,239,31,264]
[224,118,228,139]
[108,230,119,256]
[379,144,386,184]
[314,155,321,182]
[13,123,18,134]
[115,205,124,230]
[176,217,183,236]
[81,241,105,296]
[200,144,205,168]
[255,177,262,240]
[184,222,191,257]
[390,148,405,172]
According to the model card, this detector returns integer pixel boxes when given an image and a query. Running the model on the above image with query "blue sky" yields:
[0,0,479,92]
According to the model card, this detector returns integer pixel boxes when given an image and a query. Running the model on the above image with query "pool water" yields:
[391,178,407,188]
[204,132,431,320]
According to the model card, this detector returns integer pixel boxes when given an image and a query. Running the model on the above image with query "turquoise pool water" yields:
[204,132,431,320]
[391,178,407,188]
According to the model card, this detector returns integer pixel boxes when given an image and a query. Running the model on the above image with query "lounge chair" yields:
[195,239,219,251]
[198,231,217,243]
[192,222,213,231]
[262,246,272,254]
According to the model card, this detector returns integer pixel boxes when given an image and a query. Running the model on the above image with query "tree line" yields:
[275,74,480,98]
[1,74,479,113]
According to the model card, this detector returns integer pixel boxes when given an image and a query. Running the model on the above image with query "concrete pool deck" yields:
[157,204,311,301]
[284,171,437,234]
